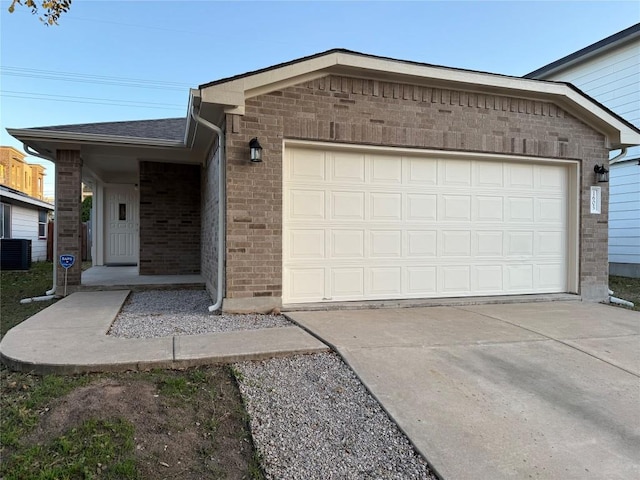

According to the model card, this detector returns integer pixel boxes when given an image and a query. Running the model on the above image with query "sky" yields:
[1,0,638,197]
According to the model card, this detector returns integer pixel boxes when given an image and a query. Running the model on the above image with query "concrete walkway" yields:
[289,302,640,480]
[0,291,328,374]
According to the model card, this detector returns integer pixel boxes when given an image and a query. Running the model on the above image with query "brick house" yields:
[7,50,640,312]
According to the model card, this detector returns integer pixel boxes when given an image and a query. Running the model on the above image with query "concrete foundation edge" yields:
[222,296,283,314]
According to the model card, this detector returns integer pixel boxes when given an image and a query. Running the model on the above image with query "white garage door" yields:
[283,147,569,304]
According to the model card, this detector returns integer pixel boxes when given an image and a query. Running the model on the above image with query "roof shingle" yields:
[31,117,187,142]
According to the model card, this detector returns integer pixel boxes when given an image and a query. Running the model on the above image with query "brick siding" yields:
[55,150,83,289]
[201,142,221,296]
[139,161,201,275]
[223,74,609,303]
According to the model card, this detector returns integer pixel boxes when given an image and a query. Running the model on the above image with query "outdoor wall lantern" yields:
[249,137,263,163]
[594,164,609,183]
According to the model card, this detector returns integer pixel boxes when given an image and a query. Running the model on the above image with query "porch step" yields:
[78,283,206,292]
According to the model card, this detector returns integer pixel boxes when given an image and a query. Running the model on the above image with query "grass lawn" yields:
[1,261,57,337]
[1,262,264,479]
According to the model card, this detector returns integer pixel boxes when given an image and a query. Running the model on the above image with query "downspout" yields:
[189,104,226,313]
[609,148,628,166]
[607,147,631,307]
[23,144,59,298]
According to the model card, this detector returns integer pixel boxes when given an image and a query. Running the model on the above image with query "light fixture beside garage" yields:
[594,164,609,183]
[249,138,263,163]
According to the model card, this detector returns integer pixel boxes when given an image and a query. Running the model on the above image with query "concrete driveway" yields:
[288,301,640,480]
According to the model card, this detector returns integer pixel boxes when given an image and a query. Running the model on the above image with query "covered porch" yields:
[7,116,213,294]
[80,266,206,291]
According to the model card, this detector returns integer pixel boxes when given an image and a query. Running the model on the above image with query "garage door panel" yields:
[371,155,402,184]
[288,230,325,259]
[370,230,402,257]
[506,265,534,290]
[441,231,472,256]
[507,164,535,188]
[475,161,504,187]
[284,147,570,303]
[331,152,365,183]
[537,231,565,256]
[407,230,437,257]
[537,198,565,223]
[506,197,535,222]
[407,194,437,221]
[287,268,325,302]
[473,265,504,292]
[405,266,437,294]
[286,149,326,181]
[538,165,566,190]
[407,157,437,185]
[475,231,504,256]
[331,230,365,258]
[331,191,365,220]
[475,196,504,221]
[369,267,402,295]
[332,268,365,298]
[537,264,565,290]
[370,193,402,220]
[442,159,472,186]
[441,195,472,221]
[506,231,534,256]
[289,189,325,219]
[441,266,471,293]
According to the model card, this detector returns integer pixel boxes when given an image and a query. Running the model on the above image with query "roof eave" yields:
[7,128,186,149]
[524,23,640,79]
[0,189,54,210]
[199,50,640,150]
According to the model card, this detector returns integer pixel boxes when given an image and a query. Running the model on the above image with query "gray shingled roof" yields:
[30,117,187,142]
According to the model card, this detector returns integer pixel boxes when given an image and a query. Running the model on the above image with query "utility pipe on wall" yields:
[190,104,226,313]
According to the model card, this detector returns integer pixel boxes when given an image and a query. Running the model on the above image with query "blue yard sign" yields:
[60,254,75,269]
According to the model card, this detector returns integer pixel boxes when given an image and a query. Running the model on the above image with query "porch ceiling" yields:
[80,143,202,184]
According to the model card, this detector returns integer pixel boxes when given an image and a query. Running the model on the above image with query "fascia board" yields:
[200,55,339,106]
[0,189,54,210]
[198,51,640,149]
[7,128,186,149]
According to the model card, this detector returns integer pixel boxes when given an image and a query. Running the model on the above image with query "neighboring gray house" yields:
[526,23,640,277]
[1,185,53,262]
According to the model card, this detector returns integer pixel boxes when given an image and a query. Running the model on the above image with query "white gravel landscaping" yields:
[108,290,291,338]
[235,352,437,480]
[108,290,437,479]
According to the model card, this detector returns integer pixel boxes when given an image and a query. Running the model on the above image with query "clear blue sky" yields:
[1,0,638,196]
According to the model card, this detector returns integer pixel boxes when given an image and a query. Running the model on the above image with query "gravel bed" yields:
[235,352,437,480]
[108,290,292,338]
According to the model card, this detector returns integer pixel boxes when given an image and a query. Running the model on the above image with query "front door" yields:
[104,185,138,265]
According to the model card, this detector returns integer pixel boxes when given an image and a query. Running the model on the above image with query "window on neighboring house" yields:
[38,210,47,238]
[1,203,11,239]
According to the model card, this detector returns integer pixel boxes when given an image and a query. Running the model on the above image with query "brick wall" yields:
[139,161,201,275]
[201,142,220,296]
[55,150,82,289]
[224,74,609,303]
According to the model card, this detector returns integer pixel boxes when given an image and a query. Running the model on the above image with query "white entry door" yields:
[283,146,572,304]
[104,185,138,265]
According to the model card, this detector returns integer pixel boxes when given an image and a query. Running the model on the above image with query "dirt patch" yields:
[25,367,258,479]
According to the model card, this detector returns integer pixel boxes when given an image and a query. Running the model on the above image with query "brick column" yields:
[55,150,83,291]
